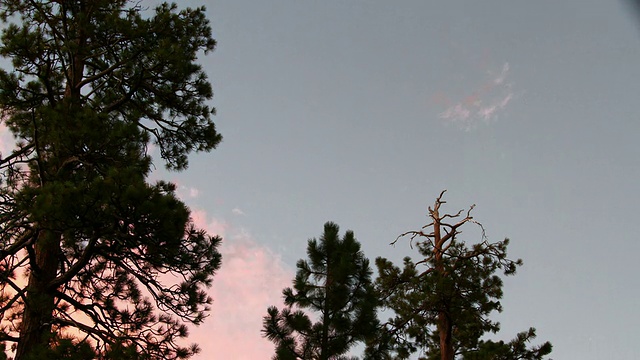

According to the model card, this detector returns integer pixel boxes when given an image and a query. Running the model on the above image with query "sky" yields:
[2,1,640,359]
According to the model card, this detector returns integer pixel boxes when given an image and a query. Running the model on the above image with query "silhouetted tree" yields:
[0,1,222,358]
[263,222,381,360]
[376,191,552,360]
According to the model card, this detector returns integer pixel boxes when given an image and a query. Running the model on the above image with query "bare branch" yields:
[48,235,99,289]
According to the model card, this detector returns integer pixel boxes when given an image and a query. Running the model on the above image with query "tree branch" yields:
[47,235,99,289]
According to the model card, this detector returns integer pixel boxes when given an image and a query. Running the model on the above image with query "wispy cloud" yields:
[494,62,509,85]
[439,104,471,121]
[477,92,513,120]
[437,62,515,131]
[231,207,245,216]
[189,210,292,359]
[175,184,200,199]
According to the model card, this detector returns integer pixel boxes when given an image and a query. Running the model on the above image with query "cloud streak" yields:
[437,62,515,131]
[494,62,509,85]
[189,210,292,359]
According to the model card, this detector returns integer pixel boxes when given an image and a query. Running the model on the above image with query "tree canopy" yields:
[375,191,552,360]
[263,222,381,360]
[0,1,222,359]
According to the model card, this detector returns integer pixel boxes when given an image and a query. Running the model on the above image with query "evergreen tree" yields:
[0,1,222,359]
[263,222,381,360]
[375,191,552,360]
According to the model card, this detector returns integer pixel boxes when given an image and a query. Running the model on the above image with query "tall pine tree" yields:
[263,222,381,360]
[0,1,222,359]
[376,191,552,360]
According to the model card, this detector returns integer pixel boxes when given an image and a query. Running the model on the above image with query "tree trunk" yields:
[432,204,455,360]
[15,10,88,356]
[320,257,332,360]
[15,231,61,360]
[438,311,454,360]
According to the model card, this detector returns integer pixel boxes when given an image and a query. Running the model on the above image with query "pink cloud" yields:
[189,211,293,359]
[437,62,515,130]
[0,122,15,156]
[0,120,291,358]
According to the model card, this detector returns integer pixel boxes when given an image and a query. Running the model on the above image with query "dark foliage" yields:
[263,222,381,360]
[0,1,222,358]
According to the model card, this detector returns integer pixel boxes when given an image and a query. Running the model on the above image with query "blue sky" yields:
[3,1,639,358]
[150,1,640,358]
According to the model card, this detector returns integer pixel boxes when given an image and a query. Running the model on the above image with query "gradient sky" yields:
[174,1,640,358]
[2,1,640,359]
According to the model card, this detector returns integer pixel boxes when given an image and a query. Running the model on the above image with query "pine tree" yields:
[0,1,222,359]
[263,222,381,360]
[375,191,552,360]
